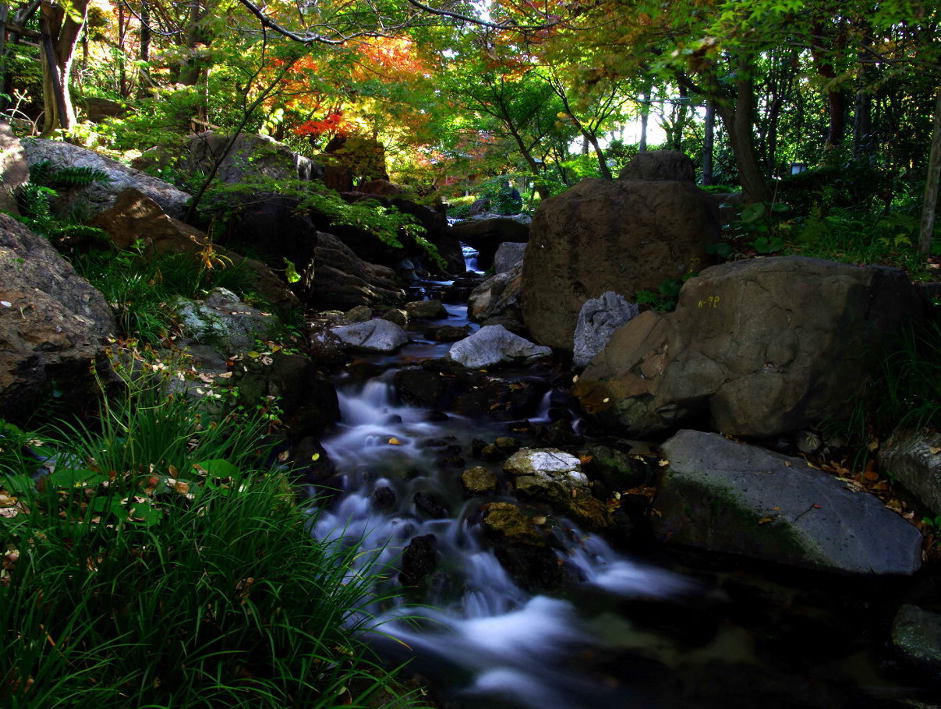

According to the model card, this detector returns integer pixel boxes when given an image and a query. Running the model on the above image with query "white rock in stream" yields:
[446,324,551,369]
[330,318,409,352]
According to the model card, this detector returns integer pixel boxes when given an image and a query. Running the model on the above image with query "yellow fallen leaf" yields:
[658,459,670,467]
[388,438,401,446]
[930,447,941,455]
[758,517,774,525]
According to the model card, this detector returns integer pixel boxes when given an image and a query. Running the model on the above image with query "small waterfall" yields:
[314,372,696,708]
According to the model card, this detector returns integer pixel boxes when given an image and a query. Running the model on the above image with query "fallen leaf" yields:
[387,438,401,446]
[930,447,941,455]
[758,517,774,525]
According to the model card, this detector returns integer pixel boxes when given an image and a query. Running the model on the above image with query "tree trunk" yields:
[0,4,8,112]
[39,0,88,135]
[918,86,941,255]
[638,86,650,152]
[702,100,715,185]
[714,58,771,204]
[138,1,152,96]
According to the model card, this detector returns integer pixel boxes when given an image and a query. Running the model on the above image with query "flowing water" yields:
[306,265,932,708]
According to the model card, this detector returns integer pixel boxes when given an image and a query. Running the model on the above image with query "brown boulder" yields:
[92,189,299,311]
[521,176,718,349]
[0,215,114,422]
[310,232,405,310]
[574,257,922,438]
[451,217,528,271]
[618,150,695,182]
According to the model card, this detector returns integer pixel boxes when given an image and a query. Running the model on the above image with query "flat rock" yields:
[331,318,409,352]
[879,430,941,517]
[446,324,551,369]
[655,430,923,575]
[891,604,941,669]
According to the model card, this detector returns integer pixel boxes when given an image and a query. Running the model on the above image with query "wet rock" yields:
[460,466,498,495]
[373,485,396,511]
[399,534,438,587]
[394,365,452,408]
[404,299,447,320]
[572,291,639,368]
[443,273,485,304]
[331,318,409,352]
[879,430,941,517]
[493,241,527,274]
[173,288,278,355]
[467,263,523,329]
[383,308,408,327]
[521,169,718,349]
[231,353,340,435]
[291,436,336,485]
[413,491,450,519]
[583,443,654,491]
[503,448,610,529]
[429,324,471,342]
[891,604,941,672]
[655,430,923,575]
[480,501,549,544]
[22,138,190,218]
[574,257,923,438]
[0,214,115,422]
[344,305,373,323]
[446,324,551,369]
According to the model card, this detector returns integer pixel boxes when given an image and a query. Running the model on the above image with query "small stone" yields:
[461,466,497,495]
[344,305,373,323]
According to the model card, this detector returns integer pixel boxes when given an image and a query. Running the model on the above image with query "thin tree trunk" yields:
[39,0,88,135]
[138,1,151,96]
[918,86,941,255]
[703,100,715,185]
[639,87,650,152]
[0,4,8,112]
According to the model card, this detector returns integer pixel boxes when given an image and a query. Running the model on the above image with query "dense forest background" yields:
[2,0,940,258]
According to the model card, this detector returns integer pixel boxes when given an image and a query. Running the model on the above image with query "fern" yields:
[28,160,111,188]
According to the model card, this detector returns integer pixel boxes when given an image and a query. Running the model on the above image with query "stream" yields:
[304,252,931,708]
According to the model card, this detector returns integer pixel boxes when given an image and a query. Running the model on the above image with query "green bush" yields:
[0,364,422,708]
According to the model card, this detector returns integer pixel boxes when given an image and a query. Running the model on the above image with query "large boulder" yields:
[312,232,405,310]
[450,217,529,271]
[0,121,28,215]
[521,171,719,349]
[183,132,321,184]
[92,189,299,311]
[467,262,523,329]
[572,291,639,369]
[0,214,115,421]
[173,288,278,355]
[330,318,409,353]
[446,324,551,369]
[618,150,695,182]
[880,431,941,517]
[655,430,923,575]
[21,138,190,218]
[493,241,527,274]
[574,257,922,438]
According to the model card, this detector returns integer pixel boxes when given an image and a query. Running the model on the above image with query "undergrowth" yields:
[0,357,422,708]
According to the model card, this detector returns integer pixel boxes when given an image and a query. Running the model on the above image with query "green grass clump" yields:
[0,364,422,708]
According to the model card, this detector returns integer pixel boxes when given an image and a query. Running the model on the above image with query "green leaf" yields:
[47,468,109,489]
[2,474,34,496]
[193,459,240,479]
[741,202,766,223]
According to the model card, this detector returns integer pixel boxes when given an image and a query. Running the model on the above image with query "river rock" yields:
[0,121,28,215]
[331,318,409,352]
[446,325,551,369]
[655,430,923,575]
[173,288,278,355]
[0,214,115,422]
[572,291,639,368]
[461,465,498,495]
[891,604,941,671]
[504,448,609,529]
[493,241,527,274]
[22,138,190,218]
[521,169,719,349]
[879,431,941,517]
[481,501,550,545]
[574,257,923,438]
[404,299,447,320]
[467,263,523,329]
[450,217,529,271]
[399,534,438,587]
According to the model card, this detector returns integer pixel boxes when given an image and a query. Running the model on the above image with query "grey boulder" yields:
[572,291,639,368]
[446,325,551,369]
[331,318,409,353]
[654,430,923,575]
